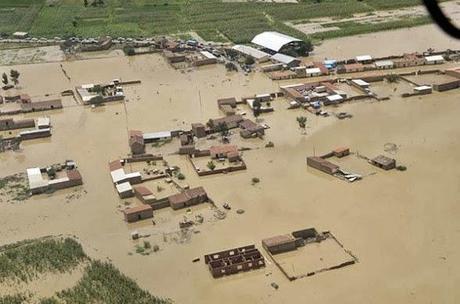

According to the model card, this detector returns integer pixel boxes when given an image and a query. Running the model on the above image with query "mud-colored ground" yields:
[1,31,460,304]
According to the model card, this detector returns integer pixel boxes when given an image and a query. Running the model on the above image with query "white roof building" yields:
[251,31,301,52]
[37,117,50,129]
[200,51,217,59]
[143,131,172,141]
[356,55,373,62]
[425,55,445,63]
[232,45,270,61]
[271,53,300,66]
[352,79,370,87]
[26,168,48,191]
[375,60,394,68]
[116,182,133,195]
[326,94,344,102]
[306,67,322,75]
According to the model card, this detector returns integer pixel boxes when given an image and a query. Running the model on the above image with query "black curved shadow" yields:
[422,0,460,39]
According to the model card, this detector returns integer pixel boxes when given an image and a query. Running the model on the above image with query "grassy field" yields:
[0,0,434,43]
[0,236,171,304]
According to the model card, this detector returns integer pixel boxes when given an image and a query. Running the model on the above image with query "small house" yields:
[371,155,396,170]
[262,234,297,254]
[425,55,445,65]
[123,204,153,223]
[191,123,207,138]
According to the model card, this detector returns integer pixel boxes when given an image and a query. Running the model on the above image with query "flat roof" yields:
[143,131,171,140]
[37,117,50,127]
[352,79,370,86]
[375,60,394,66]
[200,51,217,59]
[116,182,133,193]
[110,168,126,184]
[326,94,344,101]
[271,53,298,65]
[232,44,270,59]
[425,55,444,61]
[252,31,301,52]
[27,168,48,190]
[356,55,372,61]
[123,204,152,215]
[306,67,321,74]
[20,128,51,135]
[415,85,432,90]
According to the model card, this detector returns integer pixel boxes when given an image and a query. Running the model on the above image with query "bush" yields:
[207,161,216,171]
[143,241,151,249]
[251,177,260,184]
[123,45,135,56]
[177,173,185,180]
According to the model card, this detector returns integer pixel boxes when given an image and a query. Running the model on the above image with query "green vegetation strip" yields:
[0,237,86,282]
[311,16,432,41]
[0,237,171,304]
[0,0,435,43]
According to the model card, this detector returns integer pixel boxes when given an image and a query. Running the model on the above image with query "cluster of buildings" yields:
[27,160,83,195]
[108,158,210,223]
[0,94,62,116]
[75,80,125,105]
[0,117,51,152]
[163,50,219,67]
[307,147,397,182]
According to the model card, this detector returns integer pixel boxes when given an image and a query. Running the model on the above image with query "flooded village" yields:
[1,11,460,304]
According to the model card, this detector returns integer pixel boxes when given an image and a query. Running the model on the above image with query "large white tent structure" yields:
[251,31,304,54]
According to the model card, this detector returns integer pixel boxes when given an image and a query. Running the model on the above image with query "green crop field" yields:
[0,0,434,43]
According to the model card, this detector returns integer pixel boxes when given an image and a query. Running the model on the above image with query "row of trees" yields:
[2,70,20,86]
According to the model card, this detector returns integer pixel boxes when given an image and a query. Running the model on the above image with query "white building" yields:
[271,53,301,67]
[351,79,370,88]
[425,55,445,64]
[251,31,302,53]
[143,131,172,142]
[374,60,394,69]
[306,67,322,77]
[356,55,373,63]
[232,45,270,62]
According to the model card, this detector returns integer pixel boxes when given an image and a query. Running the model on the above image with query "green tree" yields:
[245,56,255,65]
[2,73,8,85]
[83,0,88,6]
[207,161,216,171]
[253,99,262,118]
[10,70,20,86]
[296,116,307,129]
[216,122,229,137]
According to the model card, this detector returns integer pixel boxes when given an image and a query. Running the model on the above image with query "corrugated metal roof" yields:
[425,55,444,62]
[375,60,394,67]
[232,45,270,59]
[200,51,217,59]
[251,31,301,52]
[271,53,298,65]
[143,131,171,140]
[356,55,372,61]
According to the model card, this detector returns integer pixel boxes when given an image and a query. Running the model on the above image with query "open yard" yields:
[0,0,449,43]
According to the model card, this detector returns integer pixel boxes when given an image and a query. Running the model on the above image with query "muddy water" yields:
[0,49,459,304]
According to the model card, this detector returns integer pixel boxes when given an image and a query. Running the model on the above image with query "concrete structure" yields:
[262,234,297,254]
[129,130,145,155]
[20,99,62,112]
[355,55,373,63]
[375,60,394,69]
[414,85,433,94]
[351,79,370,89]
[208,115,244,130]
[445,67,460,79]
[307,156,339,175]
[168,187,208,210]
[425,55,445,64]
[232,45,270,63]
[371,155,396,170]
[338,63,364,74]
[325,94,343,105]
[204,245,266,278]
[36,117,50,129]
[306,67,322,77]
[134,186,157,205]
[393,53,425,68]
[210,145,238,159]
[116,182,134,198]
[333,147,350,158]
[27,166,83,195]
[271,53,301,67]
[0,118,35,131]
[251,31,303,54]
[143,131,171,142]
[123,204,153,223]
[19,128,51,140]
[239,119,265,138]
[191,123,207,138]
